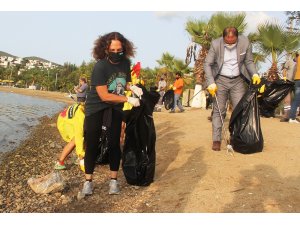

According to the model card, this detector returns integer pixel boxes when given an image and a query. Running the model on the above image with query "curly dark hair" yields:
[92,32,136,60]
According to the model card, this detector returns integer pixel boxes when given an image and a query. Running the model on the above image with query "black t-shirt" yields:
[85,58,131,116]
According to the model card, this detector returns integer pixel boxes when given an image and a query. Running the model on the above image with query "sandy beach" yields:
[0,86,299,213]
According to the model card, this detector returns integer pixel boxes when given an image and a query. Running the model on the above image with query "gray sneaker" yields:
[81,181,94,195]
[109,179,120,195]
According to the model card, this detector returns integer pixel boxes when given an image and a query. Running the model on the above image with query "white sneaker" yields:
[289,119,299,124]
[109,179,120,195]
[81,181,94,195]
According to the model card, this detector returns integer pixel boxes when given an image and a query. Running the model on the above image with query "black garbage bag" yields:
[122,85,160,186]
[95,126,109,165]
[258,79,294,118]
[162,89,174,110]
[229,86,264,154]
[95,108,111,165]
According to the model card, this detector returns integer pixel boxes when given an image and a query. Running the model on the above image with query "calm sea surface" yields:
[0,91,66,153]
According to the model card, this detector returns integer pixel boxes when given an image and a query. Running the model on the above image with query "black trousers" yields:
[84,109,123,174]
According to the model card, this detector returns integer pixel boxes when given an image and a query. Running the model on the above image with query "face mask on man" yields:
[108,51,124,63]
[224,43,237,50]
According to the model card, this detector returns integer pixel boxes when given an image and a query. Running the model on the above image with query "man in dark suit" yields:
[204,27,261,151]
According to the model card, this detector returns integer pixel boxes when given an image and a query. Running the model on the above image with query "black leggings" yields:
[84,109,123,174]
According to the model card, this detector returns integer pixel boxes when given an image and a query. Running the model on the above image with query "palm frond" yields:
[209,12,247,38]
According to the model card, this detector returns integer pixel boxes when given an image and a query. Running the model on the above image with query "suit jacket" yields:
[204,35,258,86]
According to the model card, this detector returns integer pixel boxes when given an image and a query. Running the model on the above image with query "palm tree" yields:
[155,52,191,88]
[156,52,190,84]
[250,22,300,81]
[156,52,175,71]
[185,20,213,84]
[185,12,247,85]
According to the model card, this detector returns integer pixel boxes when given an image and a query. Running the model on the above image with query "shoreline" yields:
[0,87,76,212]
[0,86,74,104]
[0,86,154,212]
[0,86,73,155]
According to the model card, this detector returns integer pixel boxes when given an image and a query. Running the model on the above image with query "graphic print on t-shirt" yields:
[107,72,127,96]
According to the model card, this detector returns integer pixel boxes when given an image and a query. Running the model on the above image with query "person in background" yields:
[81,31,142,196]
[74,77,88,103]
[289,53,300,123]
[170,71,185,113]
[55,103,85,172]
[156,74,167,111]
[280,53,297,122]
[204,26,260,151]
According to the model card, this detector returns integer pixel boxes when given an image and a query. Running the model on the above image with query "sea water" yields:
[0,91,66,153]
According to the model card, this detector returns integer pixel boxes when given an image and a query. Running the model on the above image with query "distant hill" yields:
[23,56,61,66]
[0,51,62,67]
[0,51,17,58]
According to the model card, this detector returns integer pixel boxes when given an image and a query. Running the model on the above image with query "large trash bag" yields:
[162,89,174,110]
[122,84,160,186]
[258,79,294,118]
[229,86,264,154]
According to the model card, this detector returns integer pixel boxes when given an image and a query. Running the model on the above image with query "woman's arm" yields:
[96,85,127,103]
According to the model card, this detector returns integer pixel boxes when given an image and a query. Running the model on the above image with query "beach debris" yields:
[77,191,86,200]
[27,171,65,194]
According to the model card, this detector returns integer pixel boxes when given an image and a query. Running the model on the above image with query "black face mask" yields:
[108,51,124,63]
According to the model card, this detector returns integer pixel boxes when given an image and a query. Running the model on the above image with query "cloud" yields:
[154,11,185,21]
[245,12,274,34]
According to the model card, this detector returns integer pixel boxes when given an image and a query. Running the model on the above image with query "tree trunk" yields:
[194,48,208,85]
[267,63,279,81]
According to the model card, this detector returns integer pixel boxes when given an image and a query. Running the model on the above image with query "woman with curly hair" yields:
[81,32,143,196]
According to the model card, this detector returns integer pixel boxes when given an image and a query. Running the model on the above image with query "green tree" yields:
[156,52,191,85]
[250,22,300,81]
[140,67,157,89]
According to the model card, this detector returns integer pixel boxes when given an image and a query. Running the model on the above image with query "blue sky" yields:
[0,1,292,73]
[0,11,288,72]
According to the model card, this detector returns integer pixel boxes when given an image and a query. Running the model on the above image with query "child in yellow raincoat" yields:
[55,103,85,172]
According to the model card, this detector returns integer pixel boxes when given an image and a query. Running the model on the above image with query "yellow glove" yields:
[258,84,265,94]
[283,76,287,81]
[169,84,174,90]
[207,83,217,97]
[173,86,177,91]
[252,74,261,85]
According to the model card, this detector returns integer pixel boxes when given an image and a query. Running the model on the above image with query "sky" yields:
[0,10,290,73]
